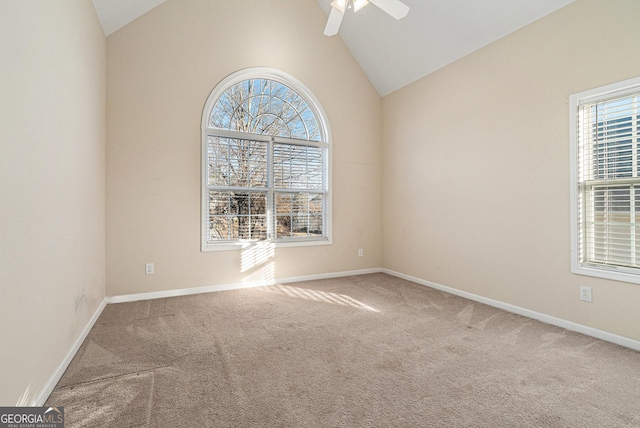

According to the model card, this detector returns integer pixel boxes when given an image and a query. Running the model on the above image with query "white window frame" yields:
[201,68,332,252]
[570,75,640,284]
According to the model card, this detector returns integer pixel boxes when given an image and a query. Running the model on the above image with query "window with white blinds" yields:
[571,76,640,283]
[201,68,331,251]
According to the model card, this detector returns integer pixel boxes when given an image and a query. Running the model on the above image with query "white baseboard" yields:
[276,268,382,285]
[34,297,107,406]
[382,268,640,352]
[107,268,383,304]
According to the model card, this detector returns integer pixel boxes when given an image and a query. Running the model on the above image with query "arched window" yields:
[201,68,331,251]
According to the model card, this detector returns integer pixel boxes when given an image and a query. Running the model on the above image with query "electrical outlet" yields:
[358,249,363,257]
[145,263,155,275]
[580,286,592,302]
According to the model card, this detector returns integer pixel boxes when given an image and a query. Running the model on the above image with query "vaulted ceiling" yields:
[92,0,575,96]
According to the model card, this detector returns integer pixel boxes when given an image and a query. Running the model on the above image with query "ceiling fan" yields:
[323,0,410,36]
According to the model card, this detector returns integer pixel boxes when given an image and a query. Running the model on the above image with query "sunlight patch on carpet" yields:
[265,284,379,312]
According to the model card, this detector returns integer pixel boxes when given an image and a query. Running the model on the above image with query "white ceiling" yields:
[92,0,166,37]
[92,0,575,96]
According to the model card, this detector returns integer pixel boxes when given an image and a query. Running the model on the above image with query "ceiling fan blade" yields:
[324,6,345,36]
[369,0,409,19]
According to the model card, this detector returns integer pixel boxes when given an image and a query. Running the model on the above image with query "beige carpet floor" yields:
[47,273,640,427]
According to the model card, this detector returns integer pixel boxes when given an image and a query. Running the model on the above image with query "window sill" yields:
[201,238,332,252]
[572,263,640,285]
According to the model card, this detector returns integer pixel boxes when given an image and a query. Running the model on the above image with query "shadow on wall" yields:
[241,242,275,285]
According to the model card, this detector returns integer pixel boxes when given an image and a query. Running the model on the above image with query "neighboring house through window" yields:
[570,75,640,283]
[201,68,331,251]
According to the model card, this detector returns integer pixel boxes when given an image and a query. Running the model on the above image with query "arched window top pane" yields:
[209,78,322,142]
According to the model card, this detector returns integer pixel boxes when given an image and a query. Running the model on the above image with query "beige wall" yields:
[0,0,106,405]
[382,0,640,341]
[106,0,383,296]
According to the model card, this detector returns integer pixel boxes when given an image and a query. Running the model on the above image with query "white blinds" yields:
[205,135,327,242]
[578,94,640,269]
